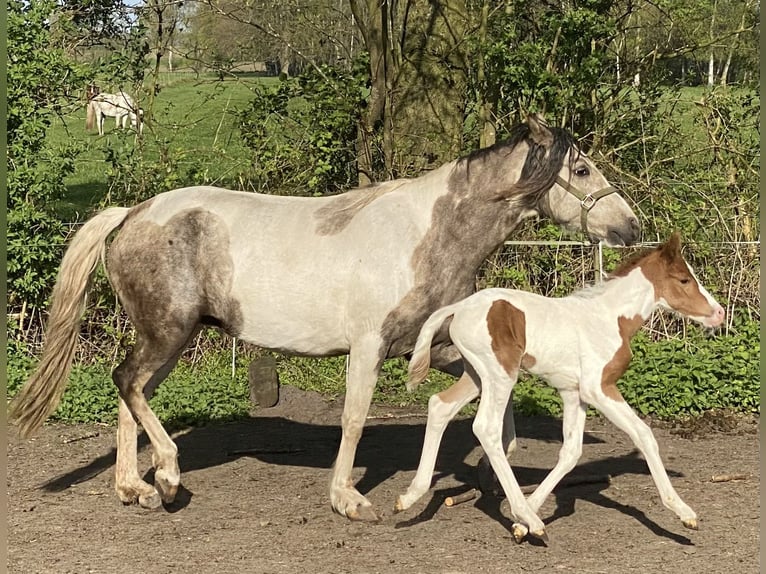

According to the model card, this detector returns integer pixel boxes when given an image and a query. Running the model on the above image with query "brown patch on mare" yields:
[378,125,576,364]
[107,208,243,347]
[314,181,406,236]
[600,314,644,401]
[122,196,156,224]
[486,300,527,378]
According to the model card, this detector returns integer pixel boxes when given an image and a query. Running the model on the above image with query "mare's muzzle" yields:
[555,175,618,243]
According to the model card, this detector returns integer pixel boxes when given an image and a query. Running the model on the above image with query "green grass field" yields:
[48,73,278,219]
[48,77,757,221]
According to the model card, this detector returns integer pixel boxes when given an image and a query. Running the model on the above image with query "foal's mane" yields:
[457,122,578,209]
[569,246,657,299]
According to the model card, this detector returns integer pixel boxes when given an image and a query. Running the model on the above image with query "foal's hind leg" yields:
[395,371,479,511]
[113,329,196,507]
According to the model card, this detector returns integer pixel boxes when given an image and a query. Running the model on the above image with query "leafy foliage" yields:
[237,60,367,194]
[7,0,88,307]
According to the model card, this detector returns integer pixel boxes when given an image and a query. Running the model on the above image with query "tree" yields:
[7,0,88,313]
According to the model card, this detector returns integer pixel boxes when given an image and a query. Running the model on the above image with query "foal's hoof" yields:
[393,497,407,513]
[347,504,381,522]
[682,518,699,530]
[511,523,529,544]
[531,528,550,544]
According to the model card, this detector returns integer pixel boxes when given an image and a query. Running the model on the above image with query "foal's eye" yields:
[679,278,690,285]
[574,166,590,177]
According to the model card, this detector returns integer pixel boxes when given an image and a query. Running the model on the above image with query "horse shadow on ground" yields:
[39,413,691,544]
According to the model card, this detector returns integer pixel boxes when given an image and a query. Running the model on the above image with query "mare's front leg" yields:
[330,334,384,521]
[587,388,698,529]
[395,371,479,511]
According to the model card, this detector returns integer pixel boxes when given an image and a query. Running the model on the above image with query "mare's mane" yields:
[456,123,579,210]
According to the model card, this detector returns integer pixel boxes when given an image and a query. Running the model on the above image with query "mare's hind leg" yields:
[115,398,160,508]
[113,328,196,507]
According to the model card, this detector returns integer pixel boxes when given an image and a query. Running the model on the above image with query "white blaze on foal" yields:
[397,233,724,542]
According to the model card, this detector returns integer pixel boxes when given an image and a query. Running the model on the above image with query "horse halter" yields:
[555,175,617,243]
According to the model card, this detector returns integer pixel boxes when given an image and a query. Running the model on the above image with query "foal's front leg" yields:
[510,388,588,540]
[588,390,698,529]
[470,365,547,542]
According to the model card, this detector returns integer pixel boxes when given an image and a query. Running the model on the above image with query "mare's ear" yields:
[527,113,553,147]
[659,231,682,261]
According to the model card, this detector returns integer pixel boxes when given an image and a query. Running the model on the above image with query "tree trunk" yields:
[350,0,393,184]
[477,0,496,148]
[707,52,715,86]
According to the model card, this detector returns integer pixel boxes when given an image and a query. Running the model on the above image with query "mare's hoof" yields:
[249,356,280,408]
[393,497,406,513]
[138,490,163,510]
[347,504,381,522]
[682,518,699,530]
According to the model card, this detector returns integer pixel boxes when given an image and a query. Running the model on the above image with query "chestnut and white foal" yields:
[396,233,725,542]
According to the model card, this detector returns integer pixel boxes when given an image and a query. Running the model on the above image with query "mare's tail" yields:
[85,99,95,131]
[407,303,460,391]
[9,207,132,437]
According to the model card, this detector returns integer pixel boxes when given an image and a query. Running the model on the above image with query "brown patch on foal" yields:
[486,299,527,378]
[601,314,644,401]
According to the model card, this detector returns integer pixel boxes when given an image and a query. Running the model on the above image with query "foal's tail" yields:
[9,207,132,438]
[85,99,95,131]
[407,303,459,392]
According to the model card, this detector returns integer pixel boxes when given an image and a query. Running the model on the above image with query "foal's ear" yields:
[527,113,554,147]
[659,231,683,261]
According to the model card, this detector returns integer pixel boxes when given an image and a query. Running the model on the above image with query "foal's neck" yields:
[594,267,658,334]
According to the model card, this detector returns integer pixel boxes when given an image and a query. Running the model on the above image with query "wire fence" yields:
[9,236,760,378]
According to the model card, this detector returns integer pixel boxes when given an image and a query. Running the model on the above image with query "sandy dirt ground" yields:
[8,386,760,574]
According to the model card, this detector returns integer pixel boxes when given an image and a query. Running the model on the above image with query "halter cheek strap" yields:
[555,175,617,243]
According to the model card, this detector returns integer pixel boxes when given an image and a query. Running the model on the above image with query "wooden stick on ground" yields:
[443,474,611,508]
[444,489,477,507]
[710,473,749,483]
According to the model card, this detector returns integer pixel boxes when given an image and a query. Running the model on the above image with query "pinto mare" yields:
[86,91,143,135]
[396,233,725,540]
[9,115,640,521]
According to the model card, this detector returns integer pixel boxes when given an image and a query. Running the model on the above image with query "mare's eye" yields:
[574,166,590,177]
[679,278,690,285]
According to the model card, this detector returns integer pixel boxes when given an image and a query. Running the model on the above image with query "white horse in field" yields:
[10,115,640,521]
[396,233,724,541]
[86,91,143,135]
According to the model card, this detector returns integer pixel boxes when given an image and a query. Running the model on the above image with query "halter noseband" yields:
[555,175,617,243]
